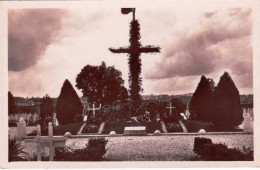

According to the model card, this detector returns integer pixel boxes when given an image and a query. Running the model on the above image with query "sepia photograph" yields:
[1,0,259,168]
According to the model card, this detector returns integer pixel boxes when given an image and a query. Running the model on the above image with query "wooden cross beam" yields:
[109,46,160,54]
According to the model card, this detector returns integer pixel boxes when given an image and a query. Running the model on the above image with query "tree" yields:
[190,75,214,121]
[210,72,243,128]
[56,79,82,125]
[76,62,128,105]
[8,91,15,115]
[40,94,53,133]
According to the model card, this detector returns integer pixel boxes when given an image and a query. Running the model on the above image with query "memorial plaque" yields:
[124,126,147,136]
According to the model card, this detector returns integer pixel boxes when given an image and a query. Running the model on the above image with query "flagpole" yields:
[132,8,135,21]
[133,8,135,21]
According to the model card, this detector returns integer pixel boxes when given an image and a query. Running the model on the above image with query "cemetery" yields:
[8,8,254,162]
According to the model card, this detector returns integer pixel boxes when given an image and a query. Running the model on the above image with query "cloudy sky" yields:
[8,7,252,98]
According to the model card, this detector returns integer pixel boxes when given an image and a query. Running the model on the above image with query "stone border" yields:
[22,131,252,140]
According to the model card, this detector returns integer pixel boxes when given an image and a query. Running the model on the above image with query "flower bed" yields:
[81,123,100,134]
[166,122,183,132]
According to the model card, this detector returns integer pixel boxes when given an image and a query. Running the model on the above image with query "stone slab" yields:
[124,126,147,136]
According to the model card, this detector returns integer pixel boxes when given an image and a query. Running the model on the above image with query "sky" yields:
[8,7,253,98]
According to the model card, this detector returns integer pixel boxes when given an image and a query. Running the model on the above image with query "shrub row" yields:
[193,137,253,161]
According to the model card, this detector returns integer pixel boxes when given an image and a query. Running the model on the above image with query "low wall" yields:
[22,131,253,140]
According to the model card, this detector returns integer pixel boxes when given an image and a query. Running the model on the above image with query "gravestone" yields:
[17,117,26,140]
[81,97,88,122]
[124,126,147,135]
[185,102,191,119]
[33,113,38,124]
[156,113,161,122]
[243,108,252,132]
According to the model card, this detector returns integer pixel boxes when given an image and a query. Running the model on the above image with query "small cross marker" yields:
[166,103,176,118]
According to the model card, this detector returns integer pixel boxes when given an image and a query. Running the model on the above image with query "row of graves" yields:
[81,100,201,135]
[80,99,253,135]
[9,112,59,127]
[83,101,168,123]
[9,113,40,127]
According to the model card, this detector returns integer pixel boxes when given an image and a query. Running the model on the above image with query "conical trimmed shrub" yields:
[56,79,82,125]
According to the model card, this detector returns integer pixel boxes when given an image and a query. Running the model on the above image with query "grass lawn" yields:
[102,121,162,134]
[28,122,85,136]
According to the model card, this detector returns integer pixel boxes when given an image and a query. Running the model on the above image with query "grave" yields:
[124,126,147,136]
[243,108,253,132]
[17,117,26,140]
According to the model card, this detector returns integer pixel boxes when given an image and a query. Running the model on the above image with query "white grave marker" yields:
[124,126,147,135]
[36,122,67,161]
[17,117,26,140]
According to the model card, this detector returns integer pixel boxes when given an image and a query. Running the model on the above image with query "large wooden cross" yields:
[109,8,160,103]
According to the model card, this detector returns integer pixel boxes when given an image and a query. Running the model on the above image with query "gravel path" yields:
[21,134,253,161]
